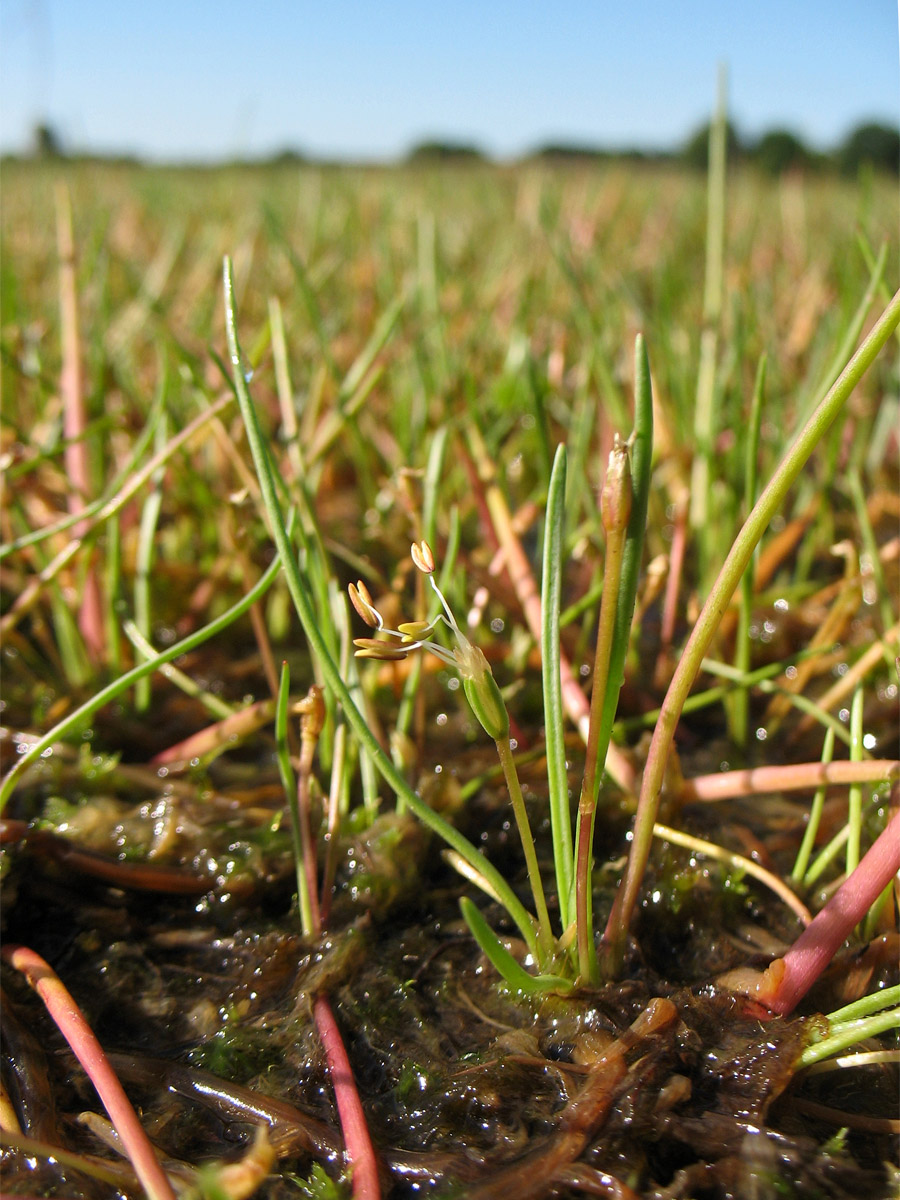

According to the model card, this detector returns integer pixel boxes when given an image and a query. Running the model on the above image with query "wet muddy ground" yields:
[2,713,897,1199]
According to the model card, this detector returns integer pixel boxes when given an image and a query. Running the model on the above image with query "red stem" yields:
[313,994,382,1199]
[757,805,900,1015]
[2,944,176,1200]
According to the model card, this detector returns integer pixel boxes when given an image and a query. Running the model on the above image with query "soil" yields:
[1,711,897,1200]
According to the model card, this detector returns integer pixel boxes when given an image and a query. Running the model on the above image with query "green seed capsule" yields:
[460,647,510,742]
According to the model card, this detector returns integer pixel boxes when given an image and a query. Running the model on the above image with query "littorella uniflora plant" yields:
[347,401,648,992]
[350,542,557,969]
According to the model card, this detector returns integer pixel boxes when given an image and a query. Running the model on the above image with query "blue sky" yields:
[1,1,897,161]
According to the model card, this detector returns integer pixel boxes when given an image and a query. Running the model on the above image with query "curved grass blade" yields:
[222,256,540,960]
[459,898,573,997]
[602,285,900,977]
[541,444,573,931]
[0,526,289,812]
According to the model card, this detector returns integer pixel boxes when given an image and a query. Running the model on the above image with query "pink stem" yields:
[56,184,104,660]
[757,805,900,1015]
[659,495,687,655]
[2,944,176,1200]
[150,698,277,765]
[313,995,381,1199]
[683,759,899,802]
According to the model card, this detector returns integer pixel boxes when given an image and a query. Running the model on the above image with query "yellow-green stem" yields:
[573,517,627,982]
[600,284,900,978]
[494,733,555,967]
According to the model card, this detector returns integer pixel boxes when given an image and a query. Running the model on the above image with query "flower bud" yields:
[601,438,632,535]
[348,581,380,628]
[411,540,436,574]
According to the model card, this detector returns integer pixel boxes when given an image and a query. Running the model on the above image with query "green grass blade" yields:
[0,392,166,561]
[133,406,169,711]
[798,241,888,429]
[730,353,766,745]
[338,288,406,405]
[541,444,573,931]
[790,726,835,886]
[459,898,572,996]
[123,621,233,721]
[846,465,896,642]
[395,426,450,756]
[846,686,864,877]
[689,65,727,571]
[603,285,900,976]
[222,256,540,958]
[592,333,654,781]
[275,661,315,937]
[0,528,289,811]
[798,1007,900,1069]
[264,207,338,378]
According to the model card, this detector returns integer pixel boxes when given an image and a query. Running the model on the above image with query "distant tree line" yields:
[13,118,900,176]
[678,119,899,176]
[409,121,899,176]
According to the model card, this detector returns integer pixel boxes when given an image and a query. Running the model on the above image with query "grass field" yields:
[1,158,898,1198]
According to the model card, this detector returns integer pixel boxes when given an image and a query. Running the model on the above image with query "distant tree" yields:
[266,147,307,166]
[752,129,813,175]
[837,122,900,175]
[524,143,671,166]
[33,121,64,158]
[406,140,487,163]
[530,143,606,162]
[681,119,742,169]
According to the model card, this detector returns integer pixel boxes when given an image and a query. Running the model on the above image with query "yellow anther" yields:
[352,637,409,661]
[398,620,432,641]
